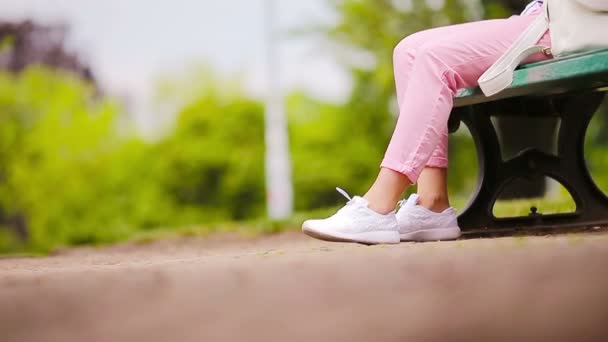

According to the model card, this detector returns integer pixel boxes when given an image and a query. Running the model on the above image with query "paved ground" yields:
[2,231,608,342]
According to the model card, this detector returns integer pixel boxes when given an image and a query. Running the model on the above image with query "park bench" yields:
[449,48,608,233]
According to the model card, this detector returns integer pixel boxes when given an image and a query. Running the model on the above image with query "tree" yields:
[0,20,95,82]
[0,20,99,241]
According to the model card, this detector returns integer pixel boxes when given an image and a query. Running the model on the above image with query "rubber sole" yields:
[400,227,462,242]
[302,224,400,245]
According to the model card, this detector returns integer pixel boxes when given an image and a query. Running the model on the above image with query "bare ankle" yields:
[363,168,412,215]
[418,194,450,213]
[365,199,397,215]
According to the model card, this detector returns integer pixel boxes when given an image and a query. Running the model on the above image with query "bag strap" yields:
[478,4,550,96]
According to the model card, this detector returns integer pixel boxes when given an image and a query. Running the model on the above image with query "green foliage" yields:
[0,34,14,54]
[0,66,271,253]
[585,99,608,195]
[288,92,383,209]
[1,1,607,255]
[156,82,266,222]
[0,67,173,252]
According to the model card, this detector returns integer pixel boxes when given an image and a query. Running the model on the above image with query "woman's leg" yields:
[371,23,459,213]
[302,14,551,244]
[416,167,450,212]
[365,28,452,214]
[365,14,552,214]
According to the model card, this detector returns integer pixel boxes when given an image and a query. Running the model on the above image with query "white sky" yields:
[1,0,351,135]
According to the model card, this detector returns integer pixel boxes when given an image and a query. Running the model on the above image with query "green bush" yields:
[2,0,608,254]
[0,67,174,251]
[156,88,267,222]
[0,66,273,252]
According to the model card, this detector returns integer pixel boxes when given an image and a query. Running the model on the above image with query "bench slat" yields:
[455,49,608,107]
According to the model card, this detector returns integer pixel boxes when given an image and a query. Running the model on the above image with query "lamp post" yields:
[264,0,294,219]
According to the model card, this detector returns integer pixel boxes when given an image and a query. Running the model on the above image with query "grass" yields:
[0,195,583,256]
[0,206,339,256]
[129,195,579,246]
[127,206,339,246]
[451,194,577,217]
[493,197,576,217]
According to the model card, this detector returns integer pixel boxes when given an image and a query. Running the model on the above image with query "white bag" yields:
[479,0,608,97]
[551,0,608,56]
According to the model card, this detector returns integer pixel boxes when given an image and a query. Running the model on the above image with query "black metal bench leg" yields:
[552,92,608,226]
[456,91,608,232]
[456,106,506,230]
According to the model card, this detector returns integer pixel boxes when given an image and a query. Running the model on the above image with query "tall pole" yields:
[264,0,294,219]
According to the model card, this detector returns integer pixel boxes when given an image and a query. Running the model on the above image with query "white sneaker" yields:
[302,188,400,245]
[396,194,462,242]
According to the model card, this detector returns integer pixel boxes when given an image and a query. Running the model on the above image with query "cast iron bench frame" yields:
[449,49,608,233]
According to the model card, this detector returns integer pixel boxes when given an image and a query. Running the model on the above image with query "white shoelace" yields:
[336,187,353,202]
[338,187,415,209]
[398,194,420,209]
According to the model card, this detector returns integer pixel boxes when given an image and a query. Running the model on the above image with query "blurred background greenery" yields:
[0,0,607,254]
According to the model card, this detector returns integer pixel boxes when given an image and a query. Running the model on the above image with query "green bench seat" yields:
[456,49,608,106]
[448,49,608,233]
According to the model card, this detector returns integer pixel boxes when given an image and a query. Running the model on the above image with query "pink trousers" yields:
[381,13,552,183]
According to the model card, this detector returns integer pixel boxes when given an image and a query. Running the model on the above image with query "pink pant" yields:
[381,13,552,183]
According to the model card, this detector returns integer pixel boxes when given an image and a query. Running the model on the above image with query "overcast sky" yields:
[1,0,351,134]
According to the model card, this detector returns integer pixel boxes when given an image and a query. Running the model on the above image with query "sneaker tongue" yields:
[350,196,370,206]
[406,194,420,206]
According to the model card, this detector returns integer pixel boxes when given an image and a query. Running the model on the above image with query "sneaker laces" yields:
[336,187,353,202]
[336,187,372,212]
[398,193,420,208]
[336,187,394,216]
